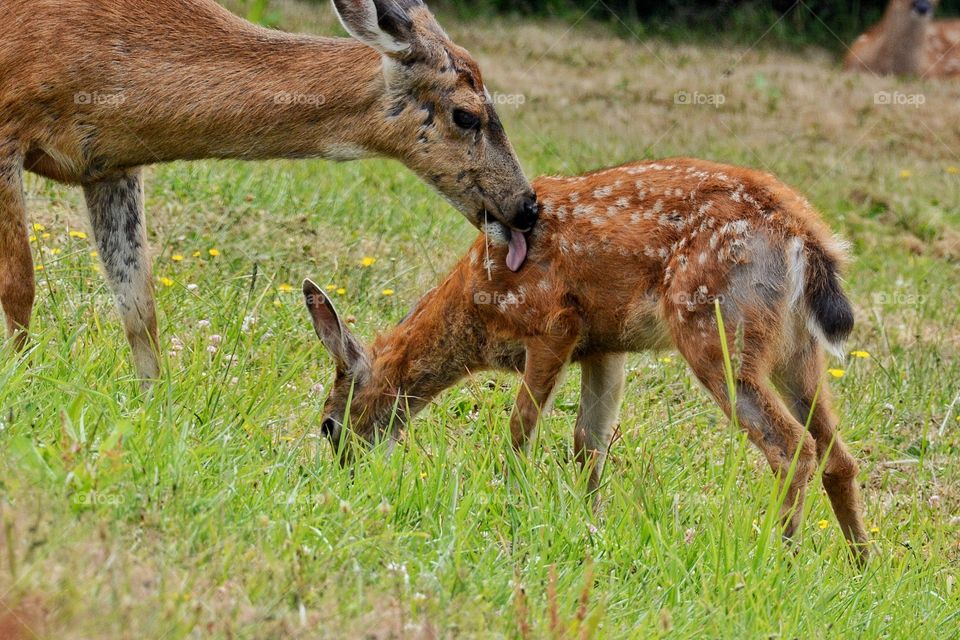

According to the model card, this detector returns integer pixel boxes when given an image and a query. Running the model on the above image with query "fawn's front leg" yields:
[575,353,627,498]
[510,334,578,451]
[84,169,160,385]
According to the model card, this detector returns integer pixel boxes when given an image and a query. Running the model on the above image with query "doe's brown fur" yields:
[305,157,870,561]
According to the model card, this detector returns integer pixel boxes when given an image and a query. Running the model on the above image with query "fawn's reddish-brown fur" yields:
[845,0,960,77]
[0,0,535,383]
[305,157,869,559]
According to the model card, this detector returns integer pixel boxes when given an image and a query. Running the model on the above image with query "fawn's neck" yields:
[368,269,487,423]
[877,8,930,74]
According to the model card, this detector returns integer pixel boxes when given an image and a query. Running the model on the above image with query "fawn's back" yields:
[460,157,848,364]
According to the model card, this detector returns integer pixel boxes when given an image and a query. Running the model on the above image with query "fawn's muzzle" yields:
[912,0,934,16]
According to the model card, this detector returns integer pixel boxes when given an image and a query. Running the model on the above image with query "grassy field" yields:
[2,1,959,637]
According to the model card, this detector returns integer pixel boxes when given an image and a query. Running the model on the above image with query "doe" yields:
[0,0,536,384]
[304,158,869,559]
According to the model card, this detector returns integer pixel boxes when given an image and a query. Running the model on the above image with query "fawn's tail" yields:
[787,238,855,359]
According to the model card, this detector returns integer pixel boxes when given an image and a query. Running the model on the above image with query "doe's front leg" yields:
[84,169,160,386]
[0,146,34,350]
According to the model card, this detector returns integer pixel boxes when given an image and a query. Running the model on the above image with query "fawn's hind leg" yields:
[84,169,160,383]
[775,341,869,560]
[675,319,818,540]
[574,353,627,498]
[0,143,34,350]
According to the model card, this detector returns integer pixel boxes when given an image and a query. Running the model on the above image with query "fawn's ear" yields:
[303,279,365,372]
[330,0,422,56]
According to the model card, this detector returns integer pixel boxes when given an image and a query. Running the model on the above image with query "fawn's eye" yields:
[321,418,336,438]
[453,109,481,131]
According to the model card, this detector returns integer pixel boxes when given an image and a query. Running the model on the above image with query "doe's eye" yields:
[453,109,481,131]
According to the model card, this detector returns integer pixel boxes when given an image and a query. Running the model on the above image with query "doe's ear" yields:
[303,279,365,372]
[330,0,423,55]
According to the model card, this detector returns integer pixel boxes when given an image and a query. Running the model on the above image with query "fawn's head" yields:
[303,280,393,463]
[890,0,938,20]
[331,0,538,235]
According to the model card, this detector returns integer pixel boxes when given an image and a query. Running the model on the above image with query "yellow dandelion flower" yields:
[89,251,98,258]
[420,471,428,479]
[273,299,283,308]
[35,265,44,272]
[382,289,395,296]
[172,254,185,262]
[208,248,220,257]
[336,288,347,296]
[326,284,337,292]
[828,369,845,379]
[69,230,87,240]
[50,248,61,256]
[159,277,175,287]
[192,251,202,258]
[947,166,959,175]
[870,526,880,534]
[277,283,294,293]
[360,256,376,268]
[818,519,830,530]
[899,170,912,179]
[32,223,45,232]
[41,233,50,239]
[659,356,673,364]
[850,350,870,359]
[28,235,37,243]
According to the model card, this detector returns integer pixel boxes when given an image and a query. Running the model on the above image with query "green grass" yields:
[1,1,959,637]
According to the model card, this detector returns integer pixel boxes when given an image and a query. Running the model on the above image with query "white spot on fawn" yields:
[573,204,596,217]
[593,186,613,199]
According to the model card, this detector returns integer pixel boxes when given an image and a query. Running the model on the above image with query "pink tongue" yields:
[506,230,528,272]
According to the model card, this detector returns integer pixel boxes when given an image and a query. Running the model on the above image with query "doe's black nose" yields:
[912,0,933,15]
[513,195,539,231]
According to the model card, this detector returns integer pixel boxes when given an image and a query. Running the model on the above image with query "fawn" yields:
[845,0,960,77]
[304,158,869,559]
[0,0,536,384]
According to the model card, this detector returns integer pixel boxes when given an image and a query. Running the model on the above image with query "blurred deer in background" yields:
[0,0,537,385]
[845,0,960,77]
[305,158,869,561]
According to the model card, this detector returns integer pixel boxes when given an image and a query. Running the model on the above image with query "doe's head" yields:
[303,279,393,464]
[331,0,539,233]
